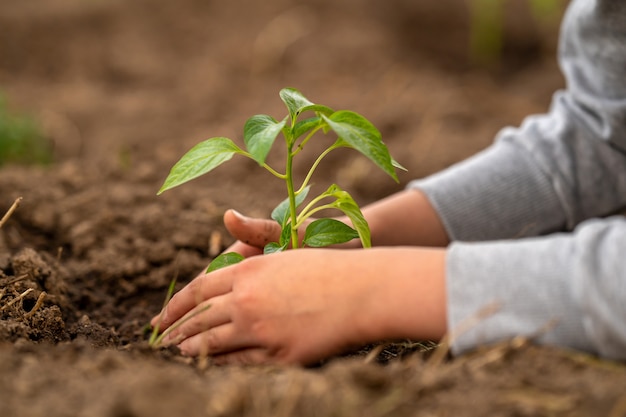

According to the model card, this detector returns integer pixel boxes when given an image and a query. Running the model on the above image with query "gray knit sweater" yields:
[409,0,626,360]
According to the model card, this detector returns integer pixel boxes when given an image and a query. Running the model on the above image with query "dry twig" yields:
[426,301,502,369]
[24,291,47,319]
[0,197,23,229]
[0,288,34,312]
[0,274,29,288]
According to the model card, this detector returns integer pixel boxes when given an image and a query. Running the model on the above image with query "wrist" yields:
[352,247,448,344]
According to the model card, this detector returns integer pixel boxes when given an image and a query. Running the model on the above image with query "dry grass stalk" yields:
[0,196,23,229]
[363,344,385,364]
[0,288,34,312]
[426,301,502,369]
[24,291,47,319]
[0,274,29,288]
[209,230,223,257]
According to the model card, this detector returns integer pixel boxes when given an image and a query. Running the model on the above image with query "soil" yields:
[1,0,625,416]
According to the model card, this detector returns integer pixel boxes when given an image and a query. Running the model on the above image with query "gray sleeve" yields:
[447,217,626,360]
[408,0,626,240]
[407,0,626,358]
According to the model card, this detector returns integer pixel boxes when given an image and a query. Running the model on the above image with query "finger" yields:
[224,241,263,258]
[152,267,234,328]
[177,323,258,357]
[160,294,231,344]
[223,209,281,249]
[210,348,276,365]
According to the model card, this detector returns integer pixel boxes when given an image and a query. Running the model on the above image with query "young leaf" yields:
[280,88,313,119]
[263,242,285,254]
[271,185,310,225]
[323,184,372,248]
[323,111,398,182]
[303,218,359,247]
[244,115,286,166]
[335,195,371,248]
[279,88,334,122]
[158,137,244,194]
[206,252,245,273]
[278,221,292,246]
[292,116,322,140]
[392,158,408,172]
[263,221,292,254]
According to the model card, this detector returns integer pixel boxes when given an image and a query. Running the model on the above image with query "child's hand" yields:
[223,189,450,258]
[150,247,447,365]
[223,209,364,257]
[221,209,282,257]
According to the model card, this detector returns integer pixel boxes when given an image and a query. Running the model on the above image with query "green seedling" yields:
[148,277,177,346]
[0,94,52,166]
[149,277,212,348]
[159,87,403,271]
[469,0,564,65]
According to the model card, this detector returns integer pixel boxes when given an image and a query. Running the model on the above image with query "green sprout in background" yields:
[0,93,52,166]
[469,0,564,65]
[159,87,404,272]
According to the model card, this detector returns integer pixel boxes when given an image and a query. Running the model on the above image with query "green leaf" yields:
[263,242,281,254]
[292,116,322,140]
[158,137,244,194]
[264,241,287,254]
[323,184,371,248]
[392,158,407,172]
[206,252,245,273]
[244,115,286,166]
[263,222,292,254]
[271,185,310,225]
[279,88,334,121]
[323,111,398,182]
[303,219,359,247]
[278,222,292,246]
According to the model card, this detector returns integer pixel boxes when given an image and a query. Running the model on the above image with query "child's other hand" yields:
[222,209,282,258]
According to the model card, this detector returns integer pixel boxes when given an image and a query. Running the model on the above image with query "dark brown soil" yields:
[1,0,625,416]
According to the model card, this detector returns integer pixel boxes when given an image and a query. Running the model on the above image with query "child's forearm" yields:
[340,189,450,248]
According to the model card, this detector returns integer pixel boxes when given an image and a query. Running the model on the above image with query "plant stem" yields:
[285,149,299,249]
[149,278,177,346]
[292,125,323,156]
[295,192,331,225]
[239,151,287,179]
[294,203,336,228]
[262,163,287,179]
[295,143,339,195]
[151,304,212,348]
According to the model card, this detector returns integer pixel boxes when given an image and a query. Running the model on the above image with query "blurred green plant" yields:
[0,94,52,165]
[469,0,564,65]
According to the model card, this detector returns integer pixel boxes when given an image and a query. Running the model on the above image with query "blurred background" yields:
[0,0,567,203]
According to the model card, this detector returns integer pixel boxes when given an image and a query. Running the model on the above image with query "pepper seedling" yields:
[158,88,403,271]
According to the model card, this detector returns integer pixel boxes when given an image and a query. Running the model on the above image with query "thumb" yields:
[223,209,282,249]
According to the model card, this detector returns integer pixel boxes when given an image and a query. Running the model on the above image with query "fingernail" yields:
[231,209,247,223]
